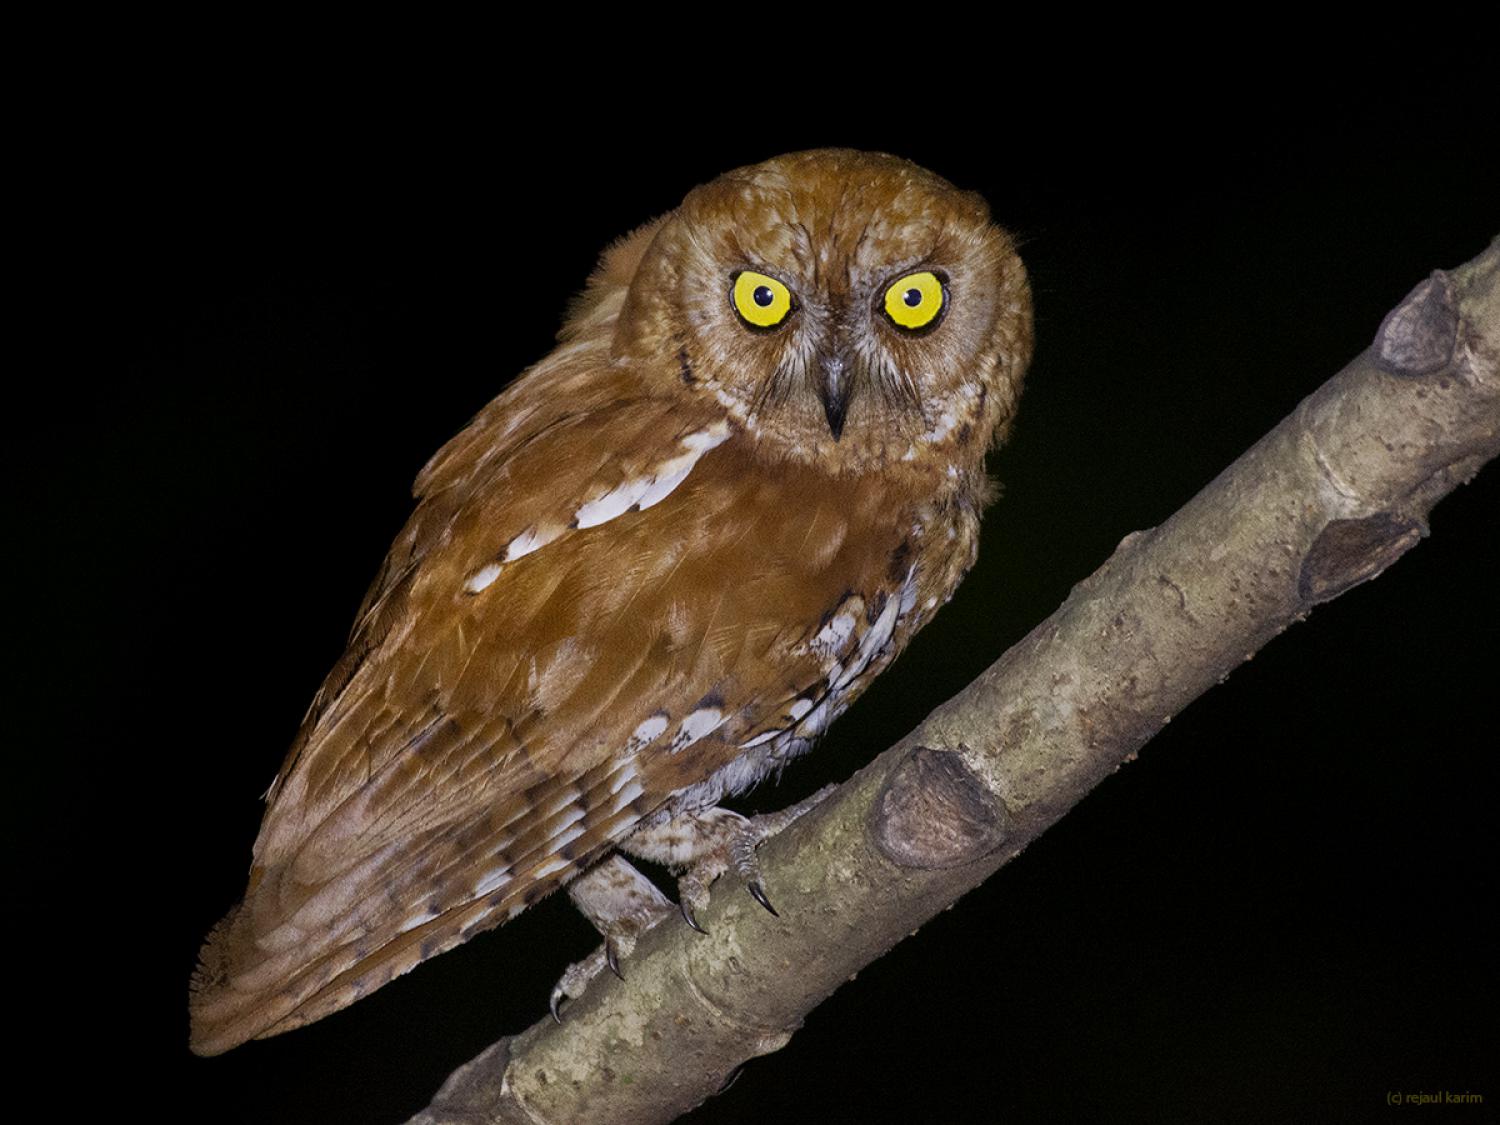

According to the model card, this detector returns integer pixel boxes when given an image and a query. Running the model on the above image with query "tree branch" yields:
[410,239,1499,1125]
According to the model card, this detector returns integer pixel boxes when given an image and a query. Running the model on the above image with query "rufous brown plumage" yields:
[189,149,1032,1055]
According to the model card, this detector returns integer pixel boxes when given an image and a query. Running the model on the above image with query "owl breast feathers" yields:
[189,148,1032,1055]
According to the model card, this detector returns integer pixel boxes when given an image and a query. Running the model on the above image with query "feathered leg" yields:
[551,787,834,1019]
[551,855,672,1020]
[622,786,835,932]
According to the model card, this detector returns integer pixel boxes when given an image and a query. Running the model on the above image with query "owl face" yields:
[616,150,1030,472]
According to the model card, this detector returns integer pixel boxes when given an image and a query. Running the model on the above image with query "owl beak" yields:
[819,353,854,441]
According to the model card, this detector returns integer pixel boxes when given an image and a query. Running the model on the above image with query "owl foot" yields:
[549,788,836,1018]
[551,936,643,1022]
[626,785,837,935]
[551,855,673,1021]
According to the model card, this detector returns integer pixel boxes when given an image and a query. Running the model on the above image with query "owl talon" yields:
[681,899,708,934]
[746,881,779,917]
[606,940,624,980]
[550,989,565,1024]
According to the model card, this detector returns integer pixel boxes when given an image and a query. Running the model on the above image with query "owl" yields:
[189,149,1033,1056]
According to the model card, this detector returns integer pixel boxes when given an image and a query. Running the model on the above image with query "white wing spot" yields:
[796,698,833,738]
[473,863,512,898]
[538,786,585,820]
[396,912,430,936]
[464,563,502,594]
[574,480,644,529]
[634,463,693,511]
[543,805,587,839]
[626,714,669,752]
[739,729,780,749]
[530,857,573,881]
[899,567,920,613]
[571,422,730,531]
[611,778,645,813]
[788,698,814,721]
[835,570,913,690]
[680,423,730,453]
[503,525,558,562]
[609,762,641,795]
[863,594,902,656]
[670,706,724,753]
[812,611,858,657]
[550,823,587,855]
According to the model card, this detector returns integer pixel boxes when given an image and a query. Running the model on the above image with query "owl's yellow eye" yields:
[882,271,947,332]
[731,270,795,330]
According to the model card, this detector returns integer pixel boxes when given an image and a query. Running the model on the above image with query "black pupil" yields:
[903,288,923,308]
[753,285,774,308]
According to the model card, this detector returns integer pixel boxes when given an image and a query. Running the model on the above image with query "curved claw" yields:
[550,990,565,1024]
[606,941,624,981]
[746,881,779,917]
[680,899,708,935]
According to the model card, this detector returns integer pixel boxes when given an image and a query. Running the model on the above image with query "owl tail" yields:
[190,906,252,1062]
[188,876,529,1056]
[187,894,357,1056]
[188,900,277,1057]
[189,892,373,1056]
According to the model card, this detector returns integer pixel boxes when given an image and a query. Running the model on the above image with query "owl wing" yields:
[189,371,920,1055]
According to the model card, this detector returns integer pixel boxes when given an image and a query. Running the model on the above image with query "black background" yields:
[24,63,1495,1124]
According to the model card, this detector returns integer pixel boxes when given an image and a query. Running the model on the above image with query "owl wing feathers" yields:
[190,371,920,1054]
[190,150,1033,1058]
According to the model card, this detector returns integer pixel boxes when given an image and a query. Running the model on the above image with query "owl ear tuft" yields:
[958,189,991,223]
[559,215,673,342]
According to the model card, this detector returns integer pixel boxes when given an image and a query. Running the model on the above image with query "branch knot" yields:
[1374,271,1459,377]
[871,746,1010,869]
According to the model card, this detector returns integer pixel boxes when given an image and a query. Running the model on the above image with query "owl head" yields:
[615,149,1032,472]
